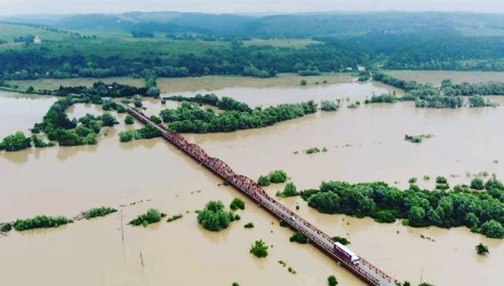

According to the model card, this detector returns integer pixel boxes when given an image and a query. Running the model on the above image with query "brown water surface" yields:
[1,79,503,286]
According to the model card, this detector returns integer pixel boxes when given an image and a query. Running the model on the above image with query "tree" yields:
[250,240,268,258]
[269,170,287,184]
[470,178,485,190]
[197,200,233,232]
[101,113,117,127]
[327,275,338,286]
[147,87,161,98]
[124,115,134,125]
[480,220,504,238]
[475,243,489,255]
[278,182,299,197]
[129,209,165,227]
[258,175,271,186]
[0,131,32,152]
[300,79,307,86]
[230,198,245,211]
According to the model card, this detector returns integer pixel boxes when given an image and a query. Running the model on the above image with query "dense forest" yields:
[373,73,504,108]
[2,12,504,80]
[302,176,504,239]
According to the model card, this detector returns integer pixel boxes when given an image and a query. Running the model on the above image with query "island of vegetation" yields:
[300,176,504,239]
[129,209,166,227]
[250,239,269,258]
[404,134,433,144]
[197,200,235,232]
[166,214,183,223]
[83,207,117,219]
[327,275,338,286]
[257,170,288,186]
[277,182,300,198]
[12,215,73,231]
[475,243,489,255]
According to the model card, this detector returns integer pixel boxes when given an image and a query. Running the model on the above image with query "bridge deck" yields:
[122,103,398,286]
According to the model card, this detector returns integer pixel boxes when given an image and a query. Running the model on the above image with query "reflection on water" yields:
[0,80,503,286]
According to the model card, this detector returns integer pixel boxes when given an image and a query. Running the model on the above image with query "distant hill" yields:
[3,11,504,39]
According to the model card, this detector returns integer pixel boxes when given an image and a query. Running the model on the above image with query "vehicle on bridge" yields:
[334,242,360,266]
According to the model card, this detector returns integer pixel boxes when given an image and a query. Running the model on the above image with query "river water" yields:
[0,75,503,286]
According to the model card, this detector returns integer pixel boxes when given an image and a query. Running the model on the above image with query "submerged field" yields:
[386,70,504,86]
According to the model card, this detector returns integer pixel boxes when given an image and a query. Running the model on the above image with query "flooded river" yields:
[1,75,503,286]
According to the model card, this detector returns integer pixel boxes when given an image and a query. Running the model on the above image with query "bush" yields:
[470,178,485,190]
[84,207,117,219]
[13,215,73,231]
[289,232,308,244]
[119,130,136,142]
[306,147,321,154]
[475,243,489,255]
[269,170,288,184]
[300,79,308,86]
[480,220,504,238]
[0,131,32,152]
[277,182,299,197]
[1,223,12,233]
[332,236,350,245]
[167,214,183,222]
[373,210,396,223]
[328,275,338,286]
[244,222,254,228]
[129,209,165,227]
[124,115,134,125]
[320,100,339,111]
[197,201,234,232]
[250,239,269,258]
[258,175,271,186]
[101,112,118,127]
[230,198,245,211]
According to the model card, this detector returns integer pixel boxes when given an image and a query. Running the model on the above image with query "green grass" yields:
[0,23,72,42]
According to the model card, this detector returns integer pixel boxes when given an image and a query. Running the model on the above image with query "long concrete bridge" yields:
[121,103,398,286]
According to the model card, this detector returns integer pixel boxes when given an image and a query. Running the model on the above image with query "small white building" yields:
[33,36,42,44]
[357,65,366,72]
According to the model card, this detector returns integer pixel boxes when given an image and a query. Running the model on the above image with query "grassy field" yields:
[241,38,322,49]
[385,70,504,86]
[0,23,72,42]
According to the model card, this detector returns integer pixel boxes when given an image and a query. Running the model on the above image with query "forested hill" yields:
[3,11,504,38]
[2,11,504,80]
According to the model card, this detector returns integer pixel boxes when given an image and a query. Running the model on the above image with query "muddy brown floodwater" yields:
[1,75,503,286]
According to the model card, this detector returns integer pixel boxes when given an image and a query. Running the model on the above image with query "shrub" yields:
[475,243,489,255]
[269,170,287,184]
[230,198,245,211]
[258,175,271,186]
[84,207,117,219]
[167,214,183,222]
[480,220,504,238]
[129,209,165,227]
[470,178,485,190]
[1,223,12,233]
[0,131,32,152]
[250,239,269,258]
[300,79,307,86]
[277,182,299,197]
[328,275,338,286]
[13,215,73,231]
[124,115,134,125]
[101,112,118,127]
[244,222,254,228]
[373,210,396,223]
[197,201,233,232]
[332,236,350,245]
[289,232,308,244]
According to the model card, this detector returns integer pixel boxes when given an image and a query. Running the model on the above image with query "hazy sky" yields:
[0,0,503,16]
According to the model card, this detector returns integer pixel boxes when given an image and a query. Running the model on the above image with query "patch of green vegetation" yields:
[84,207,117,219]
[328,275,339,286]
[244,222,254,228]
[118,124,162,142]
[250,239,269,258]
[0,131,32,152]
[230,198,245,211]
[197,201,234,232]
[320,100,339,111]
[129,209,166,227]
[404,134,433,144]
[1,223,12,233]
[258,170,288,186]
[332,236,351,245]
[289,232,308,244]
[365,93,399,104]
[303,177,504,239]
[277,182,299,198]
[124,115,135,125]
[166,214,183,223]
[475,243,489,255]
[13,215,73,231]
[305,147,321,154]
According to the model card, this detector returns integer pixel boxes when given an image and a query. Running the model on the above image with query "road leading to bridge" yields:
[120,102,398,286]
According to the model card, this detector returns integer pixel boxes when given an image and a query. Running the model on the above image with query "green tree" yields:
[480,220,504,238]
[101,113,117,127]
[470,178,485,190]
[250,239,269,258]
[124,115,134,125]
[300,79,308,86]
[258,175,271,186]
[278,182,299,197]
[230,198,245,211]
[129,209,165,227]
[147,87,161,98]
[269,170,287,184]
[197,201,233,232]
[0,131,32,152]
[475,243,489,255]
[327,275,338,286]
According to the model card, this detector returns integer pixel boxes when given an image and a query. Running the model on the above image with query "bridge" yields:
[122,103,398,286]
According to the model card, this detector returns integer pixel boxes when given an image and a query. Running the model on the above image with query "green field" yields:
[241,38,322,49]
[0,23,73,42]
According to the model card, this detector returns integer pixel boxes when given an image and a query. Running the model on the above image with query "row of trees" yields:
[302,176,504,238]
[160,99,317,133]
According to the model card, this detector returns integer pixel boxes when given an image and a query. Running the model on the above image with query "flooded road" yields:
[1,75,503,286]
